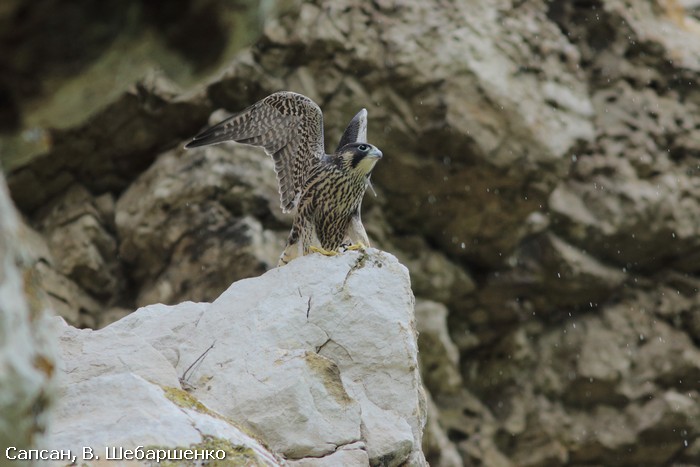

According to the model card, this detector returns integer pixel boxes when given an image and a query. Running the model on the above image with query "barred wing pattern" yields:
[185,92,326,213]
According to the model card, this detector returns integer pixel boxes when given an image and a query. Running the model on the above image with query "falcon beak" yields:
[367,147,383,160]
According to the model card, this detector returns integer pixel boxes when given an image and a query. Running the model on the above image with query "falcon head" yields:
[336,142,383,176]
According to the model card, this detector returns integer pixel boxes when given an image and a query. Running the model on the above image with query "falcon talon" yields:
[185,91,382,267]
[343,243,367,252]
[309,246,338,257]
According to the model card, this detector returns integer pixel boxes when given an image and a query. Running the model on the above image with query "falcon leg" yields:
[341,210,371,253]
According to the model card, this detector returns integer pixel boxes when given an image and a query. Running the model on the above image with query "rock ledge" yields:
[47,249,427,467]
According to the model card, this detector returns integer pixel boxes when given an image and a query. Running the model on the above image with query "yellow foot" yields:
[309,245,338,256]
[343,242,367,252]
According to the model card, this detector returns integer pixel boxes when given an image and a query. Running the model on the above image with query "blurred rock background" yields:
[2,0,700,465]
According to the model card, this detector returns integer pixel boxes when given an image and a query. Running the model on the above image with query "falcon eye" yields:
[358,144,369,152]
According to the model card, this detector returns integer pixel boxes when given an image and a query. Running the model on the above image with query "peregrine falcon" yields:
[184,91,382,266]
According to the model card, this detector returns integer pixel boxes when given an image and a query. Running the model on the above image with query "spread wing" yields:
[185,92,325,213]
[336,108,367,151]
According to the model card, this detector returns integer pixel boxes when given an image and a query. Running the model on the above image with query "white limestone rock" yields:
[287,441,369,467]
[47,249,427,466]
[48,316,279,466]
[0,172,57,460]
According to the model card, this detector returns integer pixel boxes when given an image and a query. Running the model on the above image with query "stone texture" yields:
[287,442,369,467]
[47,250,427,466]
[415,300,463,397]
[0,172,57,460]
[115,142,286,306]
[422,394,463,467]
[7,74,211,214]
[37,184,121,300]
[48,321,279,467]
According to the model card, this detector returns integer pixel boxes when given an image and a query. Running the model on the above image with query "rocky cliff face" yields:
[3,0,700,465]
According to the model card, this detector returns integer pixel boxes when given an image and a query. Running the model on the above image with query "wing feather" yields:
[335,108,368,151]
[185,91,325,212]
